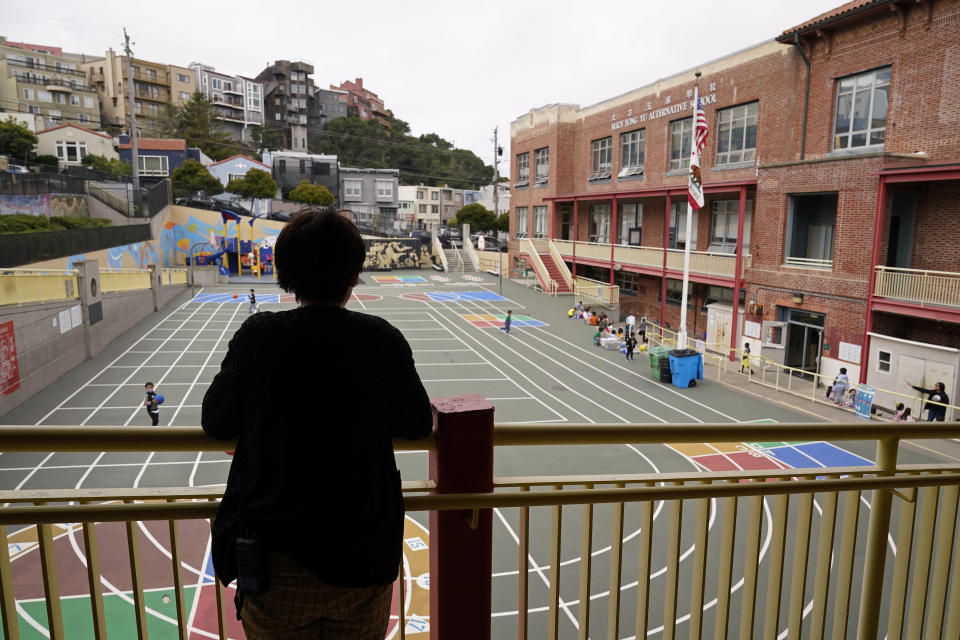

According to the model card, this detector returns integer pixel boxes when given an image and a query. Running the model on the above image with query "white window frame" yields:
[23,88,34,100]
[618,203,643,245]
[70,94,80,106]
[56,140,87,163]
[375,180,394,201]
[38,90,52,103]
[48,109,61,121]
[84,96,94,108]
[877,349,892,373]
[343,179,362,200]
[588,204,611,244]
[138,155,169,177]
[228,173,246,183]
[417,189,425,199]
[431,204,439,214]
[79,113,90,124]
[515,207,528,238]
[418,204,427,214]
[534,147,549,186]
[709,199,753,253]
[619,129,645,178]
[590,137,612,180]
[516,153,529,188]
[669,201,697,250]
[669,118,693,171]
[833,67,890,152]
[715,102,758,166]
[533,205,548,239]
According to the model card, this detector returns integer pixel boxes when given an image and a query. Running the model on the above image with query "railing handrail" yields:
[0,268,77,275]
[3,423,959,452]
[101,267,150,274]
[875,265,960,277]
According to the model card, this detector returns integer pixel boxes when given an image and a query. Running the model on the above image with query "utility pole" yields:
[123,28,141,211]
[493,126,502,295]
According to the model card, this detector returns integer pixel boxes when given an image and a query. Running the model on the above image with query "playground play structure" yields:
[186,211,274,278]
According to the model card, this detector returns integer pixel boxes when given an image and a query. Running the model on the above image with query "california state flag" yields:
[687,87,708,210]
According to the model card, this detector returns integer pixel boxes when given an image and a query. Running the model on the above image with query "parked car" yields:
[7,164,29,174]
[212,195,253,217]
[268,210,295,222]
[174,194,216,210]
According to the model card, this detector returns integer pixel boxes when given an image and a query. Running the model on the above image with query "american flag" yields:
[687,86,708,210]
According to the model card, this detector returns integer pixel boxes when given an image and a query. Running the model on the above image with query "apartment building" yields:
[330,77,391,127]
[403,184,464,228]
[339,167,400,235]
[80,50,196,132]
[256,60,314,152]
[189,64,263,142]
[0,38,100,129]
[261,150,338,200]
[510,0,960,409]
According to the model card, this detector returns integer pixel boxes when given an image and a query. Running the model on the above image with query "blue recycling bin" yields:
[669,349,703,388]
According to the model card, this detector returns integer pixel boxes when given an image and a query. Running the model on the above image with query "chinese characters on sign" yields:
[611,92,718,130]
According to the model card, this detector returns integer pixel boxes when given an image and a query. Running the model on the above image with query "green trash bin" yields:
[648,345,672,381]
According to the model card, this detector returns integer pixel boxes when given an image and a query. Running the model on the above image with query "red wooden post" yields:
[729,185,747,361]
[861,176,887,384]
[429,395,494,640]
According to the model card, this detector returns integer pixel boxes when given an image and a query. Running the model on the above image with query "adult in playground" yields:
[907,380,950,422]
[202,207,433,639]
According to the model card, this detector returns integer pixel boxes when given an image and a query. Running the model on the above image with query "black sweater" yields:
[202,305,433,587]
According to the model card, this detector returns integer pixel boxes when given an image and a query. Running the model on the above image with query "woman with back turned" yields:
[202,208,433,639]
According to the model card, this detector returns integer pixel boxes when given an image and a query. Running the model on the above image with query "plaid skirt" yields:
[240,552,393,640]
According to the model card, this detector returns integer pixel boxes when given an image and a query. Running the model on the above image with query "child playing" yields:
[831,368,850,405]
[740,343,754,375]
[625,332,637,361]
[500,310,512,335]
[247,289,259,314]
[894,402,906,421]
[144,381,160,426]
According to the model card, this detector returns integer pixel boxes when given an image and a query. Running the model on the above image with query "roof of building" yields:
[339,166,399,176]
[208,154,270,170]
[118,138,186,151]
[35,123,112,139]
[778,0,890,40]
[2,40,64,56]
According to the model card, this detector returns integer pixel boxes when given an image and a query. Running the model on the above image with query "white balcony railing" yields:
[874,266,960,309]
[784,256,833,270]
[553,240,750,279]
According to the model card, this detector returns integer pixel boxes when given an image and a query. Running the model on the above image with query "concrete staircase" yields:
[444,247,476,272]
[538,252,572,293]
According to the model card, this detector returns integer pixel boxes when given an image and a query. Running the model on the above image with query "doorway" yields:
[560,206,573,240]
[782,308,825,378]
[886,191,917,268]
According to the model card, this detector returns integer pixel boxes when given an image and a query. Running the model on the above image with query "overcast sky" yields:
[6,1,842,176]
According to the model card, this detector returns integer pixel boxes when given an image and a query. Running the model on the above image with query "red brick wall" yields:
[910,182,960,271]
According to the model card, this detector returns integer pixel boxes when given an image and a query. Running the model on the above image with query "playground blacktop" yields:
[1,270,958,639]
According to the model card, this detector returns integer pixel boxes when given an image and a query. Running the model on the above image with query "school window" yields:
[877,350,892,373]
[588,204,611,243]
[715,102,758,166]
[515,207,528,238]
[138,155,169,176]
[669,118,693,171]
[55,140,87,162]
[344,179,362,199]
[833,67,889,151]
[664,279,692,305]
[669,201,697,250]
[590,137,612,181]
[786,193,837,269]
[618,203,642,245]
[375,180,394,201]
[709,199,753,253]
[619,130,645,178]
[516,152,529,188]
[534,147,549,186]
[702,285,745,310]
[533,206,547,238]
[615,270,639,296]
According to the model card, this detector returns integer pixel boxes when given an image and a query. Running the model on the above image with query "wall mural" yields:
[0,194,88,218]
[363,239,431,271]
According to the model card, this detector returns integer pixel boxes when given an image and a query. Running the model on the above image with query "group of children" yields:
[569,302,645,361]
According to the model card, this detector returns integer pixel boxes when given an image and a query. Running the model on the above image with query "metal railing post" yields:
[429,395,494,640]
[856,437,899,639]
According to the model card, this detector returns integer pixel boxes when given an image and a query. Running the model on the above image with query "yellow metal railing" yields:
[574,275,619,307]
[552,240,751,279]
[0,268,79,306]
[875,265,960,309]
[3,423,960,640]
[518,238,558,295]
[665,248,751,278]
[161,267,188,286]
[100,268,151,293]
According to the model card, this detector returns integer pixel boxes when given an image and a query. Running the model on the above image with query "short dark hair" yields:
[275,207,366,304]
[145,382,154,387]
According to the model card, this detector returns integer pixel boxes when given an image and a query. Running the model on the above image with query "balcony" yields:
[5,57,85,77]
[134,86,170,102]
[214,108,245,122]
[16,76,89,92]
[553,240,750,279]
[132,69,169,85]
[1,418,959,640]
[874,266,960,310]
[212,93,243,108]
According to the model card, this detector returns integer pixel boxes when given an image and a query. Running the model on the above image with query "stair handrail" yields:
[433,234,449,272]
[454,246,465,271]
[546,239,573,291]
[461,232,481,272]
[519,238,553,292]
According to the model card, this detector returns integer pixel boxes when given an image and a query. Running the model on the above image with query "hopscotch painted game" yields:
[460,313,547,328]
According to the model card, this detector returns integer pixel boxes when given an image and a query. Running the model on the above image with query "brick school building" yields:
[508,0,960,411]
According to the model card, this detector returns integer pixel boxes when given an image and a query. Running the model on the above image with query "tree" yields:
[288,180,334,206]
[248,126,283,153]
[158,92,237,161]
[452,203,496,231]
[170,159,224,197]
[496,212,510,233]
[227,168,278,200]
[0,117,37,159]
[32,154,59,170]
[82,154,132,176]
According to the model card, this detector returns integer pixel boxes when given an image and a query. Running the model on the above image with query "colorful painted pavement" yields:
[371,275,427,284]
[460,313,548,329]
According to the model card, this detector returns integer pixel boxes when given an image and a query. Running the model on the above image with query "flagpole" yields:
[677,79,700,351]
